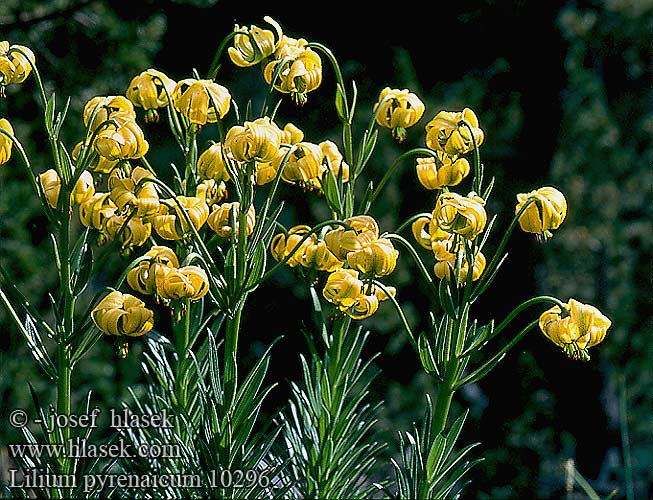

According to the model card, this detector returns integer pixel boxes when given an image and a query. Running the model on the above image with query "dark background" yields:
[1,1,651,498]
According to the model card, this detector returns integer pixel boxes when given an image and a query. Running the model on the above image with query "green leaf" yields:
[418,331,441,378]
[45,92,56,133]
[335,83,348,122]
[321,165,343,216]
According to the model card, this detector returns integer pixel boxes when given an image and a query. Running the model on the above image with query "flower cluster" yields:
[271,215,399,320]
[126,245,210,304]
[227,16,322,106]
[1,20,611,366]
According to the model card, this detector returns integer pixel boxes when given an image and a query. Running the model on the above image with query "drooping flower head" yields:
[197,142,231,182]
[515,186,567,241]
[206,201,256,238]
[127,246,180,296]
[224,117,282,163]
[432,239,486,285]
[228,17,283,67]
[319,140,349,183]
[270,225,312,268]
[324,215,380,261]
[263,36,322,106]
[539,299,611,361]
[346,237,399,278]
[155,265,210,302]
[322,268,396,320]
[374,87,425,142]
[150,196,209,240]
[416,151,471,190]
[93,111,149,161]
[425,108,484,156]
[432,191,487,241]
[126,68,177,123]
[91,291,154,337]
[278,141,325,190]
[83,95,136,134]
[104,213,152,252]
[108,166,160,217]
[0,41,35,96]
[0,118,13,165]
[172,79,231,126]
[271,225,343,272]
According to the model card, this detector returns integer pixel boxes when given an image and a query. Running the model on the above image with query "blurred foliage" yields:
[1,1,650,499]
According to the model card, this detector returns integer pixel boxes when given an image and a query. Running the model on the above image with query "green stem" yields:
[174,299,192,408]
[471,197,537,301]
[490,295,567,341]
[431,315,460,437]
[363,147,437,213]
[454,319,539,390]
[224,302,244,409]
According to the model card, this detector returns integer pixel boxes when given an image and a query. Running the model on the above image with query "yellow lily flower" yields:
[270,225,312,267]
[126,246,180,296]
[94,111,149,161]
[197,142,231,182]
[83,95,136,134]
[279,142,325,190]
[539,298,611,361]
[150,196,209,240]
[301,236,343,272]
[91,291,154,337]
[224,117,282,163]
[425,107,484,156]
[324,215,380,261]
[416,152,471,190]
[228,17,282,67]
[72,141,119,175]
[346,237,399,278]
[264,36,322,106]
[108,166,160,217]
[0,41,35,95]
[432,240,486,284]
[280,122,304,145]
[37,169,61,209]
[172,78,231,126]
[0,118,13,165]
[322,268,364,310]
[196,179,228,207]
[374,87,425,142]
[104,214,152,250]
[433,191,487,240]
[71,171,96,206]
[155,265,210,301]
[126,68,177,122]
[515,186,567,240]
[206,201,256,238]
[347,294,379,320]
[319,140,349,183]
[79,193,117,231]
